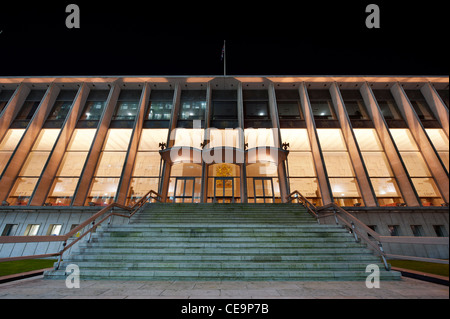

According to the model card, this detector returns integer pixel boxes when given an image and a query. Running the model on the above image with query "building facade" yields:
[0,75,448,258]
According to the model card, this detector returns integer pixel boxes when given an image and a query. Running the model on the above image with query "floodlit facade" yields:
[0,75,448,259]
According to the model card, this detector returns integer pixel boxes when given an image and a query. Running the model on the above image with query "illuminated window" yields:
[245,128,276,149]
[208,128,240,148]
[24,224,40,236]
[47,90,77,120]
[172,128,204,148]
[113,90,141,120]
[168,163,202,203]
[79,90,109,120]
[147,90,174,120]
[7,129,60,206]
[281,129,321,205]
[425,129,449,171]
[178,90,206,120]
[246,162,280,203]
[126,129,168,205]
[46,129,96,206]
[86,129,132,206]
[308,90,336,120]
[317,129,363,206]
[390,128,444,206]
[354,129,404,206]
[0,129,26,174]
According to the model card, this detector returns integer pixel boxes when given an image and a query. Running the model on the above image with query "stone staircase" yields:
[45,203,401,281]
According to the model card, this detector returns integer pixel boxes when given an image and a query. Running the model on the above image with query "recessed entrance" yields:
[214,177,235,203]
[173,177,195,203]
[252,177,275,203]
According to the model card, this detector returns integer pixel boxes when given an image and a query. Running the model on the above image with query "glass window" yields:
[410,225,424,237]
[212,90,238,120]
[172,128,204,148]
[361,152,394,177]
[433,225,448,237]
[317,129,347,151]
[276,90,302,119]
[209,128,240,148]
[372,90,403,120]
[308,90,336,120]
[353,129,383,151]
[103,129,132,151]
[243,90,269,119]
[79,90,109,121]
[425,129,449,171]
[245,128,276,149]
[147,90,174,120]
[47,90,77,120]
[405,90,435,120]
[132,152,161,176]
[47,178,79,206]
[280,129,310,151]
[317,128,363,206]
[20,151,51,176]
[66,129,96,151]
[32,129,60,151]
[113,101,139,120]
[7,177,39,206]
[1,224,18,236]
[45,129,96,206]
[341,90,370,120]
[24,224,40,236]
[47,224,62,236]
[57,152,88,176]
[95,152,127,176]
[390,128,445,206]
[388,225,401,236]
[127,177,160,205]
[0,129,26,174]
[139,129,169,150]
[86,177,120,206]
[15,90,46,121]
[179,90,207,120]
[323,152,355,177]
[287,152,316,177]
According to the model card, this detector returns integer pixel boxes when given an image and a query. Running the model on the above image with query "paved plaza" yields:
[0,276,447,299]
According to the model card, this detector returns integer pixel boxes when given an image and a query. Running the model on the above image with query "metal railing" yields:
[0,190,162,269]
[287,190,449,270]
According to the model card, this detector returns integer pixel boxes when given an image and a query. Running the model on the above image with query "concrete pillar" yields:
[298,82,333,205]
[391,83,449,203]
[29,83,91,206]
[0,84,60,202]
[72,83,121,206]
[420,82,449,138]
[329,83,377,206]
[360,82,421,206]
[0,83,31,143]
[115,84,150,205]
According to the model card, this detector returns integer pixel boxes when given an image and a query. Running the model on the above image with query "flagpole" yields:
[223,40,226,77]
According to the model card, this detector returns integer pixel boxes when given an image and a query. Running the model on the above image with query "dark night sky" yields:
[0,1,447,76]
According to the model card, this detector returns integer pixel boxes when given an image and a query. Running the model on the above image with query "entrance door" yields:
[174,177,195,203]
[253,177,275,203]
[214,177,235,203]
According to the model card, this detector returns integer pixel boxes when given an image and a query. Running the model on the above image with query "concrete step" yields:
[44,203,402,281]
[69,254,382,263]
[46,269,401,281]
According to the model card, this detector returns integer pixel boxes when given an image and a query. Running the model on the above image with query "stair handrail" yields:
[0,189,163,268]
[287,191,449,270]
[286,190,319,220]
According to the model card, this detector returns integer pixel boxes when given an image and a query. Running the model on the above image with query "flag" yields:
[221,41,225,61]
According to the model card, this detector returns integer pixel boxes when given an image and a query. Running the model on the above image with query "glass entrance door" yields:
[214,177,235,203]
[253,177,275,203]
[174,177,195,203]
